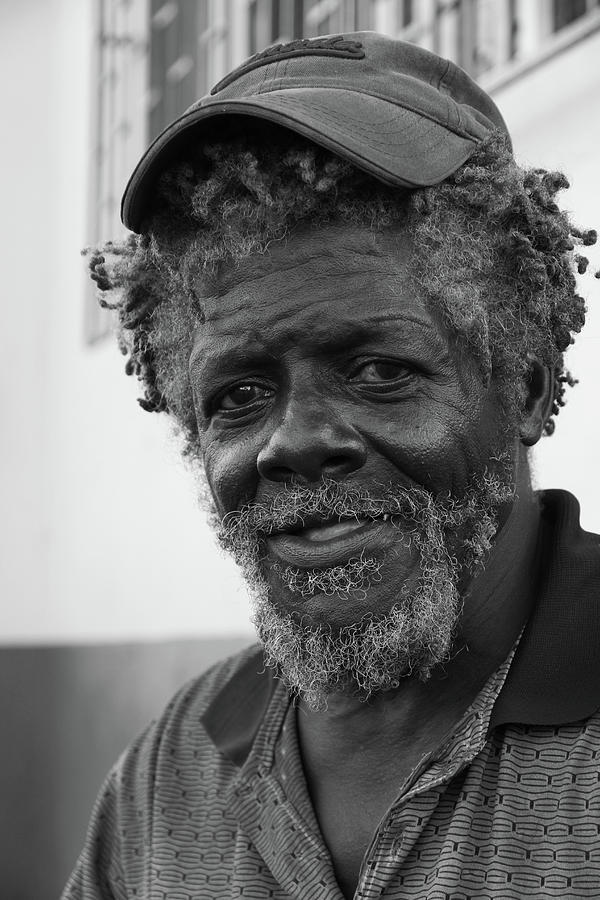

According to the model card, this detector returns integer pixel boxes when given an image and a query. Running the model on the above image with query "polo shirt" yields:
[63,491,600,899]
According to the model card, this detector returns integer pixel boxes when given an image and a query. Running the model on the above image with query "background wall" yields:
[2,0,251,645]
[1,1,599,897]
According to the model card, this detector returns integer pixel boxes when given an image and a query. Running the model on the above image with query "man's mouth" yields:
[265,515,397,568]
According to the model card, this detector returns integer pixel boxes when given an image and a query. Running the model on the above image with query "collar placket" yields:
[227,681,343,899]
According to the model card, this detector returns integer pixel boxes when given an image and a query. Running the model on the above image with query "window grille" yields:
[149,0,199,139]
[552,0,591,30]
[85,0,149,345]
[398,0,413,28]
[303,0,375,36]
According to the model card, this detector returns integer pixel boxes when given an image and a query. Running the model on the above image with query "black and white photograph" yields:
[2,2,600,898]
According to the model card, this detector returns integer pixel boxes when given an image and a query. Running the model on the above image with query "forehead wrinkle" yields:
[192,272,444,374]
[200,289,437,344]
[209,239,407,304]
[204,264,420,327]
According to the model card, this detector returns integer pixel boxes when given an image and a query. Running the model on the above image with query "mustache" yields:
[217,474,513,534]
[216,472,514,576]
[219,479,438,538]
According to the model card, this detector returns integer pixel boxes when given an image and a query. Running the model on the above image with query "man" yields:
[65,32,599,899]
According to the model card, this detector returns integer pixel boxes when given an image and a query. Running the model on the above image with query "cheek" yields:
[365,388,502,494]
[380,417,471,490]
[201,433,260,515]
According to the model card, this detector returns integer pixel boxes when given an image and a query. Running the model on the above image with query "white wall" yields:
[1,0,251,644]
[2,3,599,645]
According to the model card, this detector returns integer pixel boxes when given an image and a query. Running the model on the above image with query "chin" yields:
[252,586,458,710]
[263,553,422,632]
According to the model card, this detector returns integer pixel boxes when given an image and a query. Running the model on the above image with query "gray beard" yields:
[216,472,513,710]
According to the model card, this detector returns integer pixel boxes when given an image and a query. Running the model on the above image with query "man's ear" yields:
[519,355,554,447]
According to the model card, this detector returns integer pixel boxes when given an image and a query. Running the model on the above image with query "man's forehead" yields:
[203,223,416,300]
[188,223,451,371]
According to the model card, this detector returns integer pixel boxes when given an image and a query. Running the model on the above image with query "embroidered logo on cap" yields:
[211,35,365,95]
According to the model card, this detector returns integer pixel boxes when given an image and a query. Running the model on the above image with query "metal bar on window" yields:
[271,0,280,41]
[509,0,518,58]
[248,0,258,53]
[552,0,588,31]
[293,0,304,37]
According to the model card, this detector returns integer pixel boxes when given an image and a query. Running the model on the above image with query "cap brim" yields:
[121,88,481,232]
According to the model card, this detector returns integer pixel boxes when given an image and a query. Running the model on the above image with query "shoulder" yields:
[115,641,267,799]
[155,641,265,724]
[128,641,266,768]
[62,644,266,899]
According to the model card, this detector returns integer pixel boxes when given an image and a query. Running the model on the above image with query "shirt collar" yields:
[202,489,600,765]
[489,488,600,729]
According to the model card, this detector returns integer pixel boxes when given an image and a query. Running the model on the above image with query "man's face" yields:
[189,224,513,700]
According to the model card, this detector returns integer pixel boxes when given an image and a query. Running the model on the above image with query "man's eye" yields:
[353,361,411,383]
[217,384,272,411]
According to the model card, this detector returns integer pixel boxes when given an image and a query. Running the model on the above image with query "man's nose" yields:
[256,398,367,484]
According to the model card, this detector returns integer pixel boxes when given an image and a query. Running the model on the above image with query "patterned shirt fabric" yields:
[62,644,600,900]
[63,491,600,899]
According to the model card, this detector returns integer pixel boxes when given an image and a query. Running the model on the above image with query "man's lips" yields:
[264,516,397,568]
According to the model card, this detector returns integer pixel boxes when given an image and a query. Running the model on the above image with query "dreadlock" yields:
[87,130,596,454]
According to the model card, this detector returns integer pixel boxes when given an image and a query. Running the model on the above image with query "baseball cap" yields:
[121,31,511,233]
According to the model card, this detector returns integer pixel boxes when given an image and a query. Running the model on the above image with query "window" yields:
[354,0,377,30]
[425,0,518,78]
[552,0,588,30]
[433,0,464,67]
[248,0,258,52]
[85,0,149,344]
[251,0,378,45]
[149,0,200,140]
[398,0,413,28]
[472,0,518,76]
[247,0,272,53]
[305,0,342,35]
